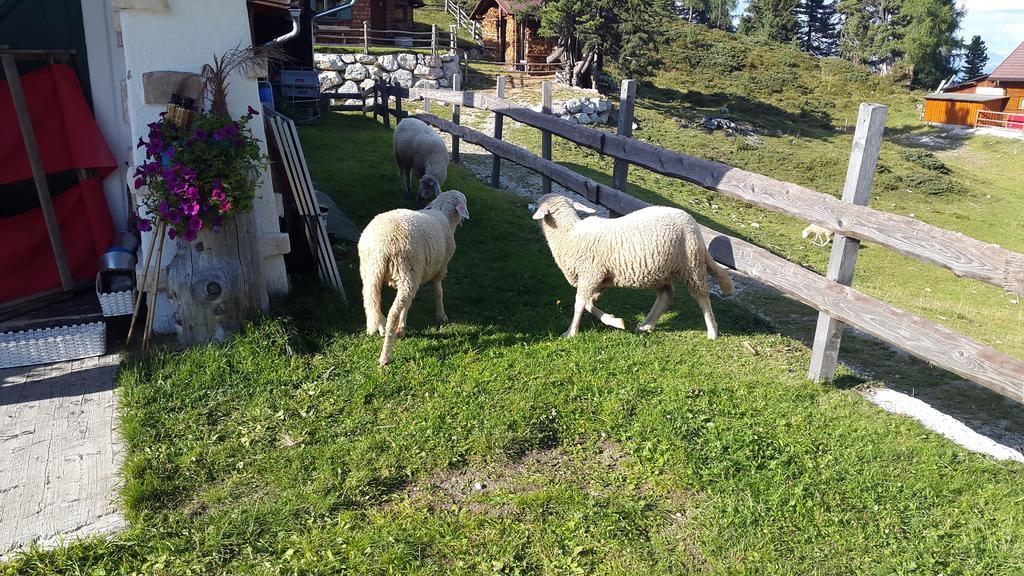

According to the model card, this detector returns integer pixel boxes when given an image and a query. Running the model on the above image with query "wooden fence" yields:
[363,78,1024,403]
[316,22,458,57]
[442,0,483,43]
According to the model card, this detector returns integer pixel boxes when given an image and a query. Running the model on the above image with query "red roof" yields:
[990,40,1024,82]
[468,0,543,20]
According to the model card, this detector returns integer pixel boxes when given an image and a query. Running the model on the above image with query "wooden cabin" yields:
[468,0,552,66]
[313,0,424,33]
[924,40,1024,129]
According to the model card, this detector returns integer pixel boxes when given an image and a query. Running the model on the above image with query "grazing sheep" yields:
[531,194,734,339]
[393,117,448,205]
[358,190,470,365]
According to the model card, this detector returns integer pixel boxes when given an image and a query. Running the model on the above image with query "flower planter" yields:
[0,322,106,369]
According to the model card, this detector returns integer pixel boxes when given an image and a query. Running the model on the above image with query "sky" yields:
[730,0,1024,73]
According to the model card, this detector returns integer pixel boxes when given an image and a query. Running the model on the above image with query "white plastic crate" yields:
[0,322,107,369]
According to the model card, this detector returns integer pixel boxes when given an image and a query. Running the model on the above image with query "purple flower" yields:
[212,128,225,141]
[168,227,177,240]
[247,105,259,116]
[136,137,146,149]
[181,200,200,216]
[194,128,208,141]
[157,200,170,218]
[134,177,145,190]
[136,219,153,232]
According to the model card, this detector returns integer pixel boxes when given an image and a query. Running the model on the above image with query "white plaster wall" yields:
[119,0,289,333]
[81,0,131,232]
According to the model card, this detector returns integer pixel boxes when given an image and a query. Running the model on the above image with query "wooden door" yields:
[371,0,387,30]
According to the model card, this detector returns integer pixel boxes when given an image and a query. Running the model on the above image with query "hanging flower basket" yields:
[134,105,267,241]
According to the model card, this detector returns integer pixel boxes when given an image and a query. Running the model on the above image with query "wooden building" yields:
[924,40,1024,129]
[314,0,424,33]
[468,0,552,66]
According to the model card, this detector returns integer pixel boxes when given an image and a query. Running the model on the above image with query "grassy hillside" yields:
[462,22,1022,359]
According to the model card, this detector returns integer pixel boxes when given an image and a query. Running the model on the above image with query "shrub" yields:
[901,149,950,173]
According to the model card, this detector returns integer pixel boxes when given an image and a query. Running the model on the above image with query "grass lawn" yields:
[7,113,1023,575]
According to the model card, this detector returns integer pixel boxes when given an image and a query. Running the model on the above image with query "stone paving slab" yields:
[0,354,124,557]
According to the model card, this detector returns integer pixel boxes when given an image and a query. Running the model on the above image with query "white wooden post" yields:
[808,103,888,382]
[452,73,461,163]
[450,24,457,52]
[432,24,438,58]
[612,79,636,196]
[541,80,552,195]
[363,21,369,54]
[491,75,506,187]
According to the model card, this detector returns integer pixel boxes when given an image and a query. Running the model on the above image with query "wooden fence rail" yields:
[414,87,1024,295]
[414,110,1024,402]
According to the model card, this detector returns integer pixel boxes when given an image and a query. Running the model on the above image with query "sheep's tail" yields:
[360,258,386,335]
[705,252,734,296]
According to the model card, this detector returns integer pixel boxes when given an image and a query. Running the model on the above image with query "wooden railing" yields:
[974,109,1024,131]
[367,80,1024,402]
[442,0,482,43]
[316,22,456,57]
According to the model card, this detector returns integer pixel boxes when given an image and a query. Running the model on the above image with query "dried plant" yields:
[201,44,290,117]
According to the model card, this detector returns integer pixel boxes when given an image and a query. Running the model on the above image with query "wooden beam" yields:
[491,75,505,188]
[413,87,1024,294]
[809,103,888,382]
[2,54,73,291]
[611,79,636,196]
[451,73,461,163]
[416,111,1024,403]
[541,80,552,195]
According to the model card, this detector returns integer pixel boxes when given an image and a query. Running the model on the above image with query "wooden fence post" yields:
[808,102,888,382]
[394,79,403,119]
[452,73,461,163]
[541,80,553,195]
[1,53,73,290]
[450,24,457,52]
[612,79,636,196]
[491,75,506,187]
[382,81,391,129]
[432,24,438,58]
[363,21,369,54]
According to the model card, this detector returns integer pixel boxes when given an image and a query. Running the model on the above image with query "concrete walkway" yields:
[0,354,124,556]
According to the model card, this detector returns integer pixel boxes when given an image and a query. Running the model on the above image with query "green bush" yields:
[901,149,950,173]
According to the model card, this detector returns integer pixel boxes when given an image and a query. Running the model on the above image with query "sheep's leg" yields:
[695,293,719,340]
[380,283,416,365]
[584,291,625,330]
[433,276,448,324]
[362,272,386,336]
[563,283,597,338]
[637,285,674,334]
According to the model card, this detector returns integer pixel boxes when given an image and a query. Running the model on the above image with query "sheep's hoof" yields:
[395,327,406,338]
[436,314,449,325]
[636,324,654,334]
[378,355,390,366]
[560,329,576,339]
[706,329,718,340]
[606,317,626,330]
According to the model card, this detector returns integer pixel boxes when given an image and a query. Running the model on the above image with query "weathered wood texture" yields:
[541,80,552,195]
[809,103,888,382]
[414,88,1024,294]
[416,112,1024,402]
[491,75,505,187]
[452,74,462,163]
[611,79,636,195]
[167,210,267,346]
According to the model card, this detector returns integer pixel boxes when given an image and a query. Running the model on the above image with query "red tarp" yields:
[0,64,116,303]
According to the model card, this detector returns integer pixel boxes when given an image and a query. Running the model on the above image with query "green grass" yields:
[6,114,1024,575]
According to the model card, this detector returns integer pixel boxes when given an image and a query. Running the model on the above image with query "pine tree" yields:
[739,0,800,43]
[672,0,738,30]
[795,0,839,56]
[961,35,988,80]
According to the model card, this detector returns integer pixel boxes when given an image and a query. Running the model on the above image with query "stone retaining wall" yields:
[315,51,461,95]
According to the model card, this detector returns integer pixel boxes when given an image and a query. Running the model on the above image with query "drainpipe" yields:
[313,0,357,22]
[264,7,303,47]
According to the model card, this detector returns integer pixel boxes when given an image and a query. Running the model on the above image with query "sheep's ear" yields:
[532,204,549,220]
[571,201,596,214]
[456,201,470,220]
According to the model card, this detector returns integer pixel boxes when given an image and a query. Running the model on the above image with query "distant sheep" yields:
[393,117,448,205]
[532,194,734,339]
[358,190,470,365]
[801,223,833,246]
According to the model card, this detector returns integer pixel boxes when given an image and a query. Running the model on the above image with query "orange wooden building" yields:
[924,40,1024,129]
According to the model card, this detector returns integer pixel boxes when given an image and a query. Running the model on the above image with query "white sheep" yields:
[393,117,448,204]
[358,190,470,365]
[531,194,734,339]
